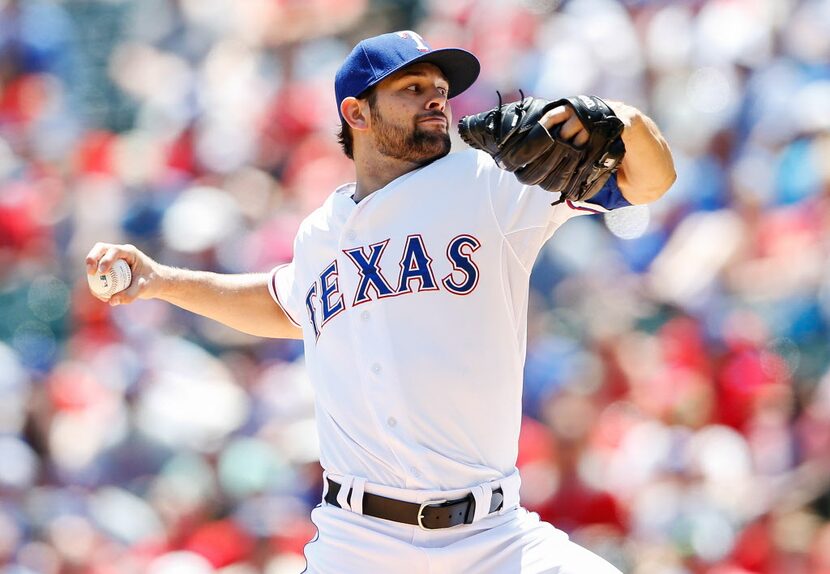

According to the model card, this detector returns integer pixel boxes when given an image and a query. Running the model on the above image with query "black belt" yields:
[325,478,504,530]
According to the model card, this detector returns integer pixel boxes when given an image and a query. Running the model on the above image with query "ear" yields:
[341,97,370,131]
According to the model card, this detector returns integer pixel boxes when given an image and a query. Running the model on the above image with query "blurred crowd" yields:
[1,0,829,572]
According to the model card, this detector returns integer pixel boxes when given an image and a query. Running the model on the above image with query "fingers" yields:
[108,276,145,306]
[557,115,589,147]
[96,246,122,275]
[541,106,589,147]
[85,242,135,275]
[85,243,109,275]
[540,105,570,130]
[567,123,589,147]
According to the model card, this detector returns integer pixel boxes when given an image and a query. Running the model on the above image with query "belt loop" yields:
[336,476,354,510]
[499,471,521,513]
[348,477,367,515]
[469,484,491,523]
[321,470,331,503]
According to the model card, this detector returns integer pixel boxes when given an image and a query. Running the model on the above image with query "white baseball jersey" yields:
[269,149,626,491]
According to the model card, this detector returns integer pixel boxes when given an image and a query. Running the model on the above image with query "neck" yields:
[352,152,421,203]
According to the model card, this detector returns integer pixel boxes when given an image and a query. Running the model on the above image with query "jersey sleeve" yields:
[268,262,302,328]
[482,151,627,270]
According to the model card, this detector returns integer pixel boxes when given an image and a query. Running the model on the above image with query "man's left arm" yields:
[538,99,676,206]
[605,101,676,205]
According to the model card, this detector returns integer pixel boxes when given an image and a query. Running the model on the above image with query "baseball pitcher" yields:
[86,31,675,573]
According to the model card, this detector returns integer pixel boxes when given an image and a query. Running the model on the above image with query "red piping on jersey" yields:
[566,200,603,215]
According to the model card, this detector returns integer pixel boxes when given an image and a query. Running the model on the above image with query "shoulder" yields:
[418,149,500,182]
[442,148,497,170]
[294,186,349,241]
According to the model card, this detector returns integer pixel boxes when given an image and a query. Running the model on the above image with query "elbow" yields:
[654,167,677,198]
[620,115,677,204]
[621,168,676,205]
[650,141,678,199]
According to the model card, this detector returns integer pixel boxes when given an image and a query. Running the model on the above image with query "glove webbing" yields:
[492,91,570,207]
[493,89,526,153]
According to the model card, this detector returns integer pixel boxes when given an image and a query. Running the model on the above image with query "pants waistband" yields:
[321,470,521,526]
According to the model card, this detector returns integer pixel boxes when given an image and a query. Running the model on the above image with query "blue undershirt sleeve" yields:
[585,173,631,211]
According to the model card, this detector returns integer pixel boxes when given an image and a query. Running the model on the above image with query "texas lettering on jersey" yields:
[305,234,481,339]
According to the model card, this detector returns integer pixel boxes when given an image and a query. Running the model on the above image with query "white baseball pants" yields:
[301,473,623,574]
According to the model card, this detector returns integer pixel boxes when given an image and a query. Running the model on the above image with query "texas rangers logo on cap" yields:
[397,30,431,52]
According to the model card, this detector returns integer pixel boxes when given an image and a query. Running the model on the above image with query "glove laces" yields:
[493,89,525,149]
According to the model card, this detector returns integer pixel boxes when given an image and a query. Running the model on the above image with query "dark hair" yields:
[337,87,378,160]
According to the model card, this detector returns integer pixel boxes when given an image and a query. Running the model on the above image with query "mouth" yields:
[418,115,448,127]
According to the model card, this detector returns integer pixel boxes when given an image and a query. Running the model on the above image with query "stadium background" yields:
[1,0,829,572]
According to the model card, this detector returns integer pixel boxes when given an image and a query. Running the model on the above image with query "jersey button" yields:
[410,466,421,478]
[387,417,397,428]
[346,230,357,241]
[361,310,370,321]
[371,363,381,374]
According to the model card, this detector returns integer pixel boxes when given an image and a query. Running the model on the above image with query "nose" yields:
[426,88,447,111]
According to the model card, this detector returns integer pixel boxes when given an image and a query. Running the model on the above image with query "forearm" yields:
[607,101,676,204]
[154,267,302,339]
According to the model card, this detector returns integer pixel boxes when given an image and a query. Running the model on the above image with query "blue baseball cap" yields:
[335,31,481,114]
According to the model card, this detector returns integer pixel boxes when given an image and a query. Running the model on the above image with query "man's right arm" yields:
[85,242,303,340]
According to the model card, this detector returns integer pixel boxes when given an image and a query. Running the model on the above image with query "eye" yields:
[437,86,448,96]
[406,84,419,92]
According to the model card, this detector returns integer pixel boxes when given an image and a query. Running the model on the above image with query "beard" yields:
[371,107,451,165]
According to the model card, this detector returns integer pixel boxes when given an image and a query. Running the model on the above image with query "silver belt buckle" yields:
[417,498,447,530]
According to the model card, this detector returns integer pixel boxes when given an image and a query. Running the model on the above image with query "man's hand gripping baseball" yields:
[85,242,161,306]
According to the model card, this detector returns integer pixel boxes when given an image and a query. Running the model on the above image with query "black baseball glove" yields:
[458,93,626,204]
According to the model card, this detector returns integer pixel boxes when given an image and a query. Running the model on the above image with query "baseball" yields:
[88,259,132,299]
